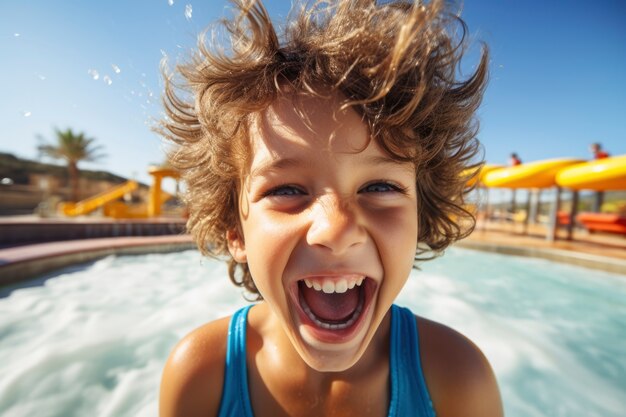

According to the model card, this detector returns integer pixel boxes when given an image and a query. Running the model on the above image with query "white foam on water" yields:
[0,251,245,417]
[0,248,624,417]
[184,4,192,20]
[399,248,626,416]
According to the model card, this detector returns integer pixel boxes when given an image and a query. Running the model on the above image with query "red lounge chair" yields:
[576,212,626,235]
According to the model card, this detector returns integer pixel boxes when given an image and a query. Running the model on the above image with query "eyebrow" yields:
[356,155,416,176]
[249,157,304,179]
[249,153,413,179]
[360,154,412,168]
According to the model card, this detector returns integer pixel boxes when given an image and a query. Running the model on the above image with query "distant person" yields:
[590,142,610,159]
[509,152,522,166]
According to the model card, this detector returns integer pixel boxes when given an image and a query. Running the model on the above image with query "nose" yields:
[306,193,366,254]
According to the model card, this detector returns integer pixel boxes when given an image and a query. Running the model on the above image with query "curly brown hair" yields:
[159,0,488,298]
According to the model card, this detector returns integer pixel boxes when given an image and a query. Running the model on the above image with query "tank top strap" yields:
[388,304,436,417]
[217,305,255,417]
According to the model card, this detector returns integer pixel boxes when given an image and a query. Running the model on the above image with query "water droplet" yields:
[168,0,174,5]
[104,75,113,85]
[160,49,168,57]
[14,33,20,37]
[22,111,32,117]
[112,64,121,74]
[37,74,46,81]
[88,69,100,80]
[185,4,192,20]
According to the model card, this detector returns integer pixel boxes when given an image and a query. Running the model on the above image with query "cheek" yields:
[371,205,417,252]
[242,210,303,293]
[249,213,300,255]
[369,206,418,281]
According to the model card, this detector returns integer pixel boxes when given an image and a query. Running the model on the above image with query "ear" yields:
[226,229,247,263]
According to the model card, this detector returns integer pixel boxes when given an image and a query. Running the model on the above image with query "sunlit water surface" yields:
[1,248,624,417]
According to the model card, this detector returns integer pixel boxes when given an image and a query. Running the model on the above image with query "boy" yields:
[159,1,503,416]
[509,153,522,166]
[589,142,609,160]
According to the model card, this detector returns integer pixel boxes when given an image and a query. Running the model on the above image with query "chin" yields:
[295,338,365,372]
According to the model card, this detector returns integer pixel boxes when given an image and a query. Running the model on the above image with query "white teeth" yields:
[335,279,348,293]
[302,277,365,294]
[322,281,335,294]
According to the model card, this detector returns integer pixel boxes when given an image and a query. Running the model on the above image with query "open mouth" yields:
[295,275,375,337]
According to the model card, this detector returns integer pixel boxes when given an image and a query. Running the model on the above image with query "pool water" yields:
[0,248,624,417]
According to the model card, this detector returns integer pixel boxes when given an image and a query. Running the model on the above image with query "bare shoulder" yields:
[159,316,231,417]
[416,316,503,417]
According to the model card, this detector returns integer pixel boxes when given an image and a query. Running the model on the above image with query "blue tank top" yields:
[217,304,436,417]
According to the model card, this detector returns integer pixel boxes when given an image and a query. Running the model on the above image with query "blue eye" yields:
[264,185,305,197]
[360,182,404,193]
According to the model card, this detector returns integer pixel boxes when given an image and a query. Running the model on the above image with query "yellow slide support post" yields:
[148,167,180,217]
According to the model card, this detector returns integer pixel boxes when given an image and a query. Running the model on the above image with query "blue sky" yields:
[1,1,624,186]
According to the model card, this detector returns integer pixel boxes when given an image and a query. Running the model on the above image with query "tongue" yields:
[301,282,360,322]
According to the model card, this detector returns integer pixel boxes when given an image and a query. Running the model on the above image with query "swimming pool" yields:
[0,248,624,416]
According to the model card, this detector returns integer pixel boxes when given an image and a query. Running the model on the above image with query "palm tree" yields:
[37,128,105,202]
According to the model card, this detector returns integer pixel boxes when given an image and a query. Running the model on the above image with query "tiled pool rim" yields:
[0,235,195,286]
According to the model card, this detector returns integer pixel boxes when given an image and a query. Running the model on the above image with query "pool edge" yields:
[0,235,196,287]
[456,240,626,275]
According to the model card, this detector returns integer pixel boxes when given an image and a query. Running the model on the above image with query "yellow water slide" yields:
[555,154,626,190]
[60,180,138,216]
[482,158,584,189]
[465,164,503,187]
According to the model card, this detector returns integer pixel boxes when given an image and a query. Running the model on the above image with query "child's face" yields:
[228,93,418,372]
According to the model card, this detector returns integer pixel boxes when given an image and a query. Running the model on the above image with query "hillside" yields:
[0,152,131,185]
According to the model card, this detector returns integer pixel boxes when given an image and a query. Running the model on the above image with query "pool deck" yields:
[0,220,624,287]
[459,221,626,274]
[0,214,186,247]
